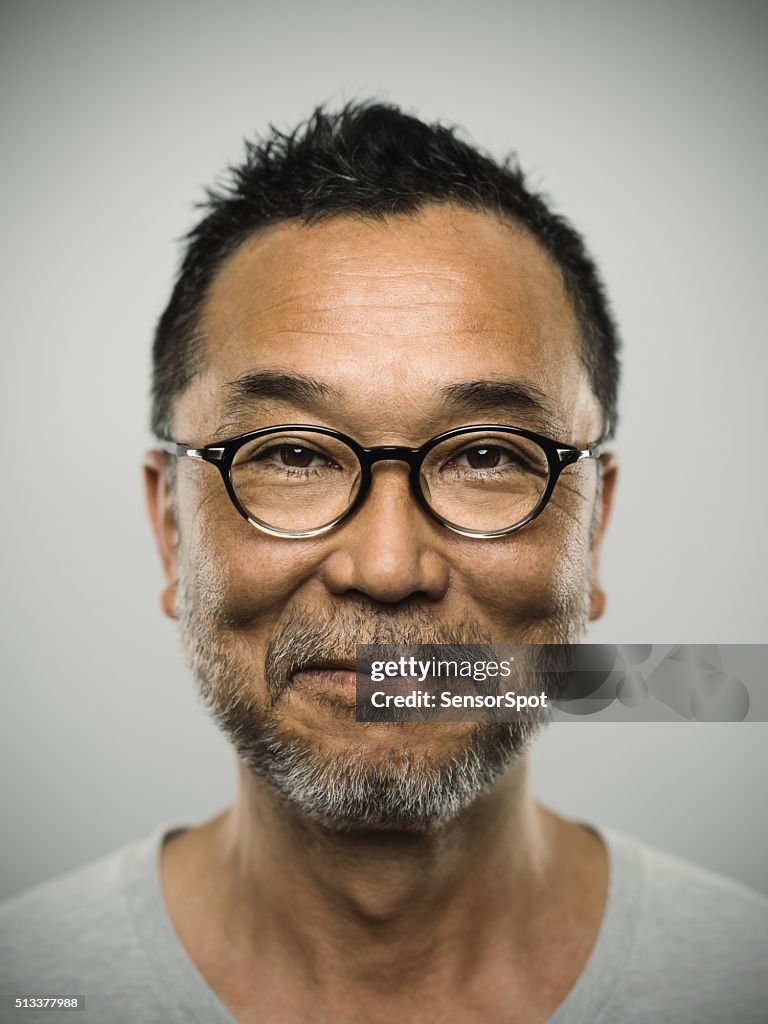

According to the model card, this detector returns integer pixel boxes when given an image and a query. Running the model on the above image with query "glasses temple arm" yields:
[157,439,227,462]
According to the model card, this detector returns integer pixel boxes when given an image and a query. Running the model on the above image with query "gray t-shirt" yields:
[1,825,766,1023]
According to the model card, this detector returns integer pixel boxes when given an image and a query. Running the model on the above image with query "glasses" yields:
[159,424,603,539]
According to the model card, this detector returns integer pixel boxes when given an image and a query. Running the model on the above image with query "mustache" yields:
[264,602,493,702]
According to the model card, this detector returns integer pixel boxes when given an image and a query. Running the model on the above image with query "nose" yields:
[319,463,450,604]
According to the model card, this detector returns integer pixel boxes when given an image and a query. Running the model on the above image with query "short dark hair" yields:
[151,102,620,439]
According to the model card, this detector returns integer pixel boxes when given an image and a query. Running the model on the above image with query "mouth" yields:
[291,660,361,691]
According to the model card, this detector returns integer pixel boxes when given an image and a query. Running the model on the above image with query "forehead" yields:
[182,205,598,440]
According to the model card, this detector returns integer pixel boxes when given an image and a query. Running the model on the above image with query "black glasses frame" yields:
[159,424,603,539]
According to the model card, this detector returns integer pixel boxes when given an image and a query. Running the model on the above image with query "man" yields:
[1,103,766,1023]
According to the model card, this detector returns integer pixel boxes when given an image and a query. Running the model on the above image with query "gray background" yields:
[1,0,766,898]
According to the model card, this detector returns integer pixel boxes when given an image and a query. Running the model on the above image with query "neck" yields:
[161,756,606,1018]
[237,754,543,919]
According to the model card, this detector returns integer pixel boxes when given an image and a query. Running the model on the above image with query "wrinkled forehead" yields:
[178,205,600,442]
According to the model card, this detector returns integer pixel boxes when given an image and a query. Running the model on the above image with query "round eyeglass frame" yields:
[159,423,604,539]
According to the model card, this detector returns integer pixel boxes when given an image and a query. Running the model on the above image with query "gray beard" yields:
[177,575,589,833]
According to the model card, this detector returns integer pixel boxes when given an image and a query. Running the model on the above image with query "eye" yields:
[267,444,329,469]
[453,444,519,471]
[459,445,508,470]
[232,434,354,477]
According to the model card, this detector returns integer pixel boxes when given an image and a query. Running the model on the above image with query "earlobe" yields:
[160,582,177,618]
[588,453,618,623]
[589,584,607,621]
[143,450,179,620]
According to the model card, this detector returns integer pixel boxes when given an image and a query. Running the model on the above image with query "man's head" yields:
[151,103,619,442]
[145,102,619,832]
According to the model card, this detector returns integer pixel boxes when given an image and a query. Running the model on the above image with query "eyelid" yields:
[263,438,323,448]
[243,435,329,452]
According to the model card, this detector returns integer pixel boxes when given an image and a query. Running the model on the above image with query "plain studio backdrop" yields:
[1,0,766,900]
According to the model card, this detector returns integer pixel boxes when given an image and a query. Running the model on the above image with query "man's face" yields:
[147,205,613,829]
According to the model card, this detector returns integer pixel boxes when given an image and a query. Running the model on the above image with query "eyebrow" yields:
[222,369,340,417]
[438,378,562,433]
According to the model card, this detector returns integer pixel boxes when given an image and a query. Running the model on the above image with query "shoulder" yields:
[602,828,768,1022]
[0,829,168,1001]
[621,830,768,942]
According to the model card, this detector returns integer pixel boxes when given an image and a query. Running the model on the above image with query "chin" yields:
[220,698,542,832]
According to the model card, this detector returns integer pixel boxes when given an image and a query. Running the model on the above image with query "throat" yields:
[159,769,608,1022]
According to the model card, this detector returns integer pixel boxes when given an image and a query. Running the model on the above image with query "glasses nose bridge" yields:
[355,444,427,526]
[362,444,421,469]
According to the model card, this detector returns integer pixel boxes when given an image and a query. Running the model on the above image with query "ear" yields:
[143,450,179,619]
[588,452,618,621]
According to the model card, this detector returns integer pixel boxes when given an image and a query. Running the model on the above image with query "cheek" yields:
[458,510,592,626]
[177,473,324,629]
